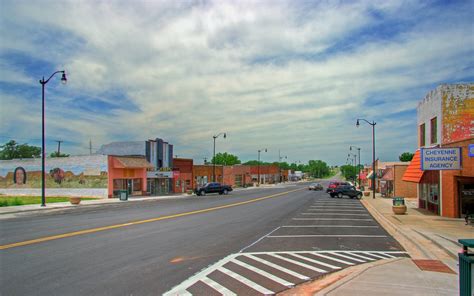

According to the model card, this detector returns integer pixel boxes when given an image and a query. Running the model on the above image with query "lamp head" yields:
[61,72,67,84]
[356,119,360,127]
[223,133,226,139]
[264,148,267,152]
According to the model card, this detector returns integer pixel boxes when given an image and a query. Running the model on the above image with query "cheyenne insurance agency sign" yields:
[421,147,462,170]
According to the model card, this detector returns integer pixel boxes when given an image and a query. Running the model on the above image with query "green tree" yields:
[244,160,271,165]
[340,164,357,181]
[307,160,330,178]
[399,152,414,162]
[211,152,241,165]
[0,140,41,160]
[50,152,70,158]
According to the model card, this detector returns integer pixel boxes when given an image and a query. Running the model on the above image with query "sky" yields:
[0,0,473,166]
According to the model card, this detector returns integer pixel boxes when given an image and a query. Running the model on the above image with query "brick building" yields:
[380,164,417,198]
[193,165,224,187]
[403,84,474,217]
[173,158,194,193]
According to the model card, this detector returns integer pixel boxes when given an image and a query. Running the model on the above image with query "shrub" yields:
[0,200,8,207]
[11,198,24,206]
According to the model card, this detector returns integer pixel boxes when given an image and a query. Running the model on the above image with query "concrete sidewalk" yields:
[283,194,473,296]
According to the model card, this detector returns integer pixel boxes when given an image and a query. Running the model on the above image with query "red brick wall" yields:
[393,165,417,198]
[193,165,223,184]
[173,158,194,193]
[441,138,474,218]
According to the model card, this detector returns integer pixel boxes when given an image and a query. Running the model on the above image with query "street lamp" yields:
[350,146,361,189]
[356,119,376,199]
[278,150,287,183]
[40,71,67,207]
[212,132,226,182]
[257,148,267,186]
[348,153,357,184]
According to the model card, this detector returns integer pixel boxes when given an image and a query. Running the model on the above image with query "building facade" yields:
[403,84,474,217]
[173,158,194,193]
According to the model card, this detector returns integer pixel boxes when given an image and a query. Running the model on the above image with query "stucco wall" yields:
[417,86,443,147]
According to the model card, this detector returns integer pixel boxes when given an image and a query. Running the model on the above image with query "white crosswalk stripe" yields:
[165,251,408,295]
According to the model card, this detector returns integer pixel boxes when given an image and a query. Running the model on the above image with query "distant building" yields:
[403,84,473,217]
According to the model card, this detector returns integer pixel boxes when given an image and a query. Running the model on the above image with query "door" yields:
[459,180,474,217]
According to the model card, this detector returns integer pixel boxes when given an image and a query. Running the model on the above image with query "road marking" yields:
[201,277,237,295]
[267,235,387,238]
[289,254,341,270]
[269,254,327,273]
[301,213,369,216]
[219,266,274,295]
[307,209,366,212]
[0,188,304,250]
[232,258,295,287]
[310,206,363,208]
[165,251,408,295]
[245,254,310,280]
[347,252,376,261]
[292,218,374,221]
[281,225,378,228]
[326,251,366,263]
[239,227,281,253]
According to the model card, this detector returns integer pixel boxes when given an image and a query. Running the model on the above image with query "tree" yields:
[340,164,357,181]
[50,152,70,158]
[211,152,241,165]
[399,152,415,162]
[0,140,41,160]
[307,160,330,178]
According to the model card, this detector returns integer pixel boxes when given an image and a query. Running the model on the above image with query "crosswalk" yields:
[164,250,408,295]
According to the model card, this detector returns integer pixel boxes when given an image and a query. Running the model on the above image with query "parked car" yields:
[326,181,350,193]
[308,183,323,190]
[195,182,233,196]
[329,185,363,199]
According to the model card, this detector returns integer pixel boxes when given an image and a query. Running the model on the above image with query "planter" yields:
[69,197,81,205]
[392,205,407,215]
[364,191,370,196]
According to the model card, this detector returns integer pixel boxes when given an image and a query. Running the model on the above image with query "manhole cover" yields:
[412,259,456,274]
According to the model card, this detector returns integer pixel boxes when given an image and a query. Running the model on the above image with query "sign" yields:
[173,171,180,178]
[147,171,173,178]
[469,144,474,158]
[421,147,462,170]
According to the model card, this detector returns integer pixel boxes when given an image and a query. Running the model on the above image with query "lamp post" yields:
[40,71,67,207]
[212,132,226,182]
[350,146,361,189]
[257,148,267,186]
[356,119,376,199]
[278,150,287,183]
[348,153,357,184]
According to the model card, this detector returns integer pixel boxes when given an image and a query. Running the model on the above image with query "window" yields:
[430,117,437,144]
[419,123,425,147]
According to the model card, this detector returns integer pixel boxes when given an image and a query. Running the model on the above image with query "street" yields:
[0,182,406,295]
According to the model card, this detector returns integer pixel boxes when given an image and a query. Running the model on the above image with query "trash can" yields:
[392,197,405,206]
[459,239,474,296]
[118,190,128,201]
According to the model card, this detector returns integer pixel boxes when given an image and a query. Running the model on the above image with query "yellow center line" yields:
[0,187,304,250]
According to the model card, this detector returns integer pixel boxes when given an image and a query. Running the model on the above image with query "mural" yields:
[442,84,474,144]
[0,155,108,189]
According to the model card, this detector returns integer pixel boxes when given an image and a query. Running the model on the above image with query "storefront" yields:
[108,156,153,198]
[147,170,173,195]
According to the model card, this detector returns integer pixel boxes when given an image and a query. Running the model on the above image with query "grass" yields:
[0,196,99,207]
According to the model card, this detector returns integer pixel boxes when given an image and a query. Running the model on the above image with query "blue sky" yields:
[0,0,473,165]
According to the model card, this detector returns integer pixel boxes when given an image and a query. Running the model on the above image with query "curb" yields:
[412,229,459,260]
[360,199,431,259]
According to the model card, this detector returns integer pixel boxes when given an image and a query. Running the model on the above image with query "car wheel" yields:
[357,193,362,199]
[223,189,228,195]
[330,194,335,198]
[337,193,343,198]
[200,191,206,196]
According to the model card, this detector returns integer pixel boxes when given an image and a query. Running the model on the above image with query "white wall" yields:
[417,86,442,147]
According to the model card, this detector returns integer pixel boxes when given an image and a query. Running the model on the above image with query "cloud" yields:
[0,0,472,165]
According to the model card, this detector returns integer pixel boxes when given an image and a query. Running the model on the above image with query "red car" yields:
[326,181,350,194]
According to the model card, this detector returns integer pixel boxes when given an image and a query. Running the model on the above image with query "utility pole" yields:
[55,140,63,156]
[89,139,92,155]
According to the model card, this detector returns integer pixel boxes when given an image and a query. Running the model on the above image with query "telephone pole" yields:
[55,140,63,155]
[89,139,92,155]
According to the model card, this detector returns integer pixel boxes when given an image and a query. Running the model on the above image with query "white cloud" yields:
[0,0,472,164]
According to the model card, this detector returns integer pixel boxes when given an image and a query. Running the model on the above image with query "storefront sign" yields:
[421,147,462,170]
[147,171,173,178]
[469,144,474,157]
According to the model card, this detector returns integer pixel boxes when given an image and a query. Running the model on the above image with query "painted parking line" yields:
[307,209,366,212]
[0,188,304,251]
[281,225,379,228]
[300,213,369,216]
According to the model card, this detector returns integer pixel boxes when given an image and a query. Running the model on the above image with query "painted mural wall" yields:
[441,84,474,144]
[0,155,108,188]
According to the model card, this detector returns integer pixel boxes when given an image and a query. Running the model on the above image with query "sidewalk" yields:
[284,194,473,296]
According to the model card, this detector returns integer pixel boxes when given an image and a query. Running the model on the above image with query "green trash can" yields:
[459,239,474,296]
[392,197,405,206]
[118,190,128,201]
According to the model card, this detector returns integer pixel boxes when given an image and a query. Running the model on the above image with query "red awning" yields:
[381,167,394,181]
[402,150,424,183]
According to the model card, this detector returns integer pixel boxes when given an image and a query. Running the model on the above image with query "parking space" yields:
[165,190,407,295]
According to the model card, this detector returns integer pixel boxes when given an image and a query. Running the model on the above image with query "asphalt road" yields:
[0,182,405,295]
